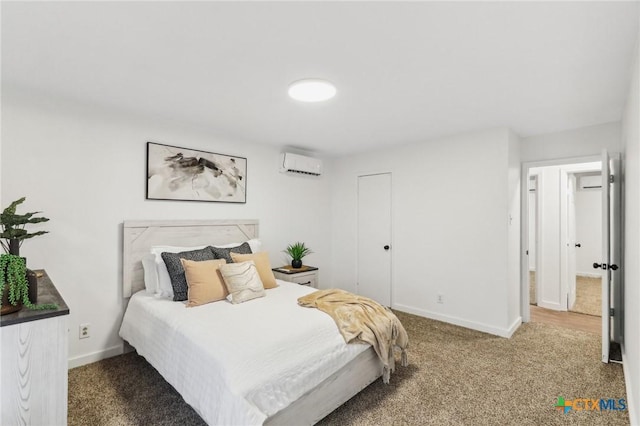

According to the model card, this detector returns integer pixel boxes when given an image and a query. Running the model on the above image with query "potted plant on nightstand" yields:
[0,197,56,314]
[284,242,313,269]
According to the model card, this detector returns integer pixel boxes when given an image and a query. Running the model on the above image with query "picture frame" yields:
[146,142,247,203]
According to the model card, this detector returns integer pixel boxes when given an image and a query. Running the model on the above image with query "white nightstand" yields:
[272,266,319,288]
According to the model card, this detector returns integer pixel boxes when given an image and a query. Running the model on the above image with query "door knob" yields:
[383,245,390,250]
[575,243,581,247]
[594,263,619,271]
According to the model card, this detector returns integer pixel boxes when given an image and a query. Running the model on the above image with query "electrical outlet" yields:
[437,294,444,304]
[79,323,90,339]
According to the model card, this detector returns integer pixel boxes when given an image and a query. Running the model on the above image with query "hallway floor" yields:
[530,305,601,335]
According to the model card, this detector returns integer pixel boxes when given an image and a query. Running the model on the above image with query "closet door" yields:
[357,173,392,306]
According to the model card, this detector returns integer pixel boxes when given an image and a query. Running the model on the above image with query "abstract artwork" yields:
[146,142,247,203]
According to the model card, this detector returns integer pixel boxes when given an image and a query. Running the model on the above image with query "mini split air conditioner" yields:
[280,153,322,176]
[578,174,602,190]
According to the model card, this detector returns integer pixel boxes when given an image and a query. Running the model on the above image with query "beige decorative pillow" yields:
[180,258,228,307]
[219,261,266,304]
[230,251,278,289]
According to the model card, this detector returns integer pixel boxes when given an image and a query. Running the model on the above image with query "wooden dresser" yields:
[0,270,70,425]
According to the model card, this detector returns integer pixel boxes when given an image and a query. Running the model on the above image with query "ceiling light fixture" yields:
[288,79,336,102]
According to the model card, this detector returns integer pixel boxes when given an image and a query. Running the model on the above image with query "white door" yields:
[600,150,622,363]
[567,174,577,310]
[357,173,392,306]
[528,176,538,305]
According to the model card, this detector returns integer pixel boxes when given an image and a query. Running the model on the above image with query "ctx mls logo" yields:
[555,397,627,413]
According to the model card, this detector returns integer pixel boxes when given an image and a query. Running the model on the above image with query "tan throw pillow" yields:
[180,258,228,307]
[230,251,278,289]
[219,261,266,304]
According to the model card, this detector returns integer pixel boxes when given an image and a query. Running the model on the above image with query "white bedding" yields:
[119,280,370,425]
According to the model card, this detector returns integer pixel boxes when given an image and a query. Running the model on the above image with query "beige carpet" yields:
[570,276,602,317]
[69,312,628,426]
[529,271,537,305]
[530,273,601,317]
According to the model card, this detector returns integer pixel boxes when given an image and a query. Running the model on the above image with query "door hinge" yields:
[609,175,614,184]
[610,308,615,317]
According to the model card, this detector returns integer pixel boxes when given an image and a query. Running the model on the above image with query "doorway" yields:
[521,152,623,362]
[527,161,602,315]
[357,173,392,306]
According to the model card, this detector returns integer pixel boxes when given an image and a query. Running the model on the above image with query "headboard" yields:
[122,219,259,297]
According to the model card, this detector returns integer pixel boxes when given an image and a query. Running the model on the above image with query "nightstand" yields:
[272,266,319,288]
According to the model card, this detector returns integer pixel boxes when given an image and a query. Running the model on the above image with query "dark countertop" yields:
[1,269,70,327]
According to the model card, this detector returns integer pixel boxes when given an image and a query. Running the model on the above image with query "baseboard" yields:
[622,349,637,426]
[505,316,522,338]
[68,344,124,369]
[537,301,565,311]
[393,303,521,338]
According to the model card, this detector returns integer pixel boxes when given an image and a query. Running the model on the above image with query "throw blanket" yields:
[298,289,408,384]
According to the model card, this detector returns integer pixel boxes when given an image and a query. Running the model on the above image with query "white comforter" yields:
[119,280,369,425]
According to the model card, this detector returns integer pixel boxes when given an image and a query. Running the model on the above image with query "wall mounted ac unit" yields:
[578,174,602,190]
[280,153,322,176]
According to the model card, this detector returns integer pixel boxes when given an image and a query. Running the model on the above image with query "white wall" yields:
[330,128,521,337]
[574,188,602,276]
[621,24,640,426]
[521,122,621,162]
[1,89,333,367]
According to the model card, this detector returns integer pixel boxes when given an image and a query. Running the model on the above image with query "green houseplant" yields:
[1,197,49,256]
[284,242,313,269]
[0,197,56,314]
[0,254,56,313]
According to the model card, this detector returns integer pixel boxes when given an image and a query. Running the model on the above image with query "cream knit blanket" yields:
[298,289,408,384]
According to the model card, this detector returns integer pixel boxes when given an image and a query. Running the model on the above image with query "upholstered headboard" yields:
[122,219,259,297]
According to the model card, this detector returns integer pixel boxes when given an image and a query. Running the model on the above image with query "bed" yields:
[119,220,382,425]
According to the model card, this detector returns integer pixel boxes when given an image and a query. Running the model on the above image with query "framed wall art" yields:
[146,142,247,203]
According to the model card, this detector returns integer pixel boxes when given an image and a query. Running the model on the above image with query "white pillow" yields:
[150,245,207,298]
[247,239,262,253]
[141,254,159,294]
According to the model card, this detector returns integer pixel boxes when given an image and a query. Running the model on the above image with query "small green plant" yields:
[0,197,49,255]
[284,242,313,261]
[0,253,57,310]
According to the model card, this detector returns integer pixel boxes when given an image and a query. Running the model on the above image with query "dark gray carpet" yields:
[69,311,628,425]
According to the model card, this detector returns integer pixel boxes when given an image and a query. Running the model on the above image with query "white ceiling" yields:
[2,1,639,157]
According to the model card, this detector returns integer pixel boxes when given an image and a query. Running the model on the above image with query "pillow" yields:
[219,261,265,304]
[230,251,278,289]
[161,247,216,301]
[246,239,262,254]
[213,239,262,254]
[181,258,228,307]
[141,253,159,294]
[210,242,252,263]
[150,245,208,298]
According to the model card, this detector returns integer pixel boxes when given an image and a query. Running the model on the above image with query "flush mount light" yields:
[288,79,337,102]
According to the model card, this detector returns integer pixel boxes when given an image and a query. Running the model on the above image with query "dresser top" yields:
[1,269,70,327]
[272,265,318,274]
